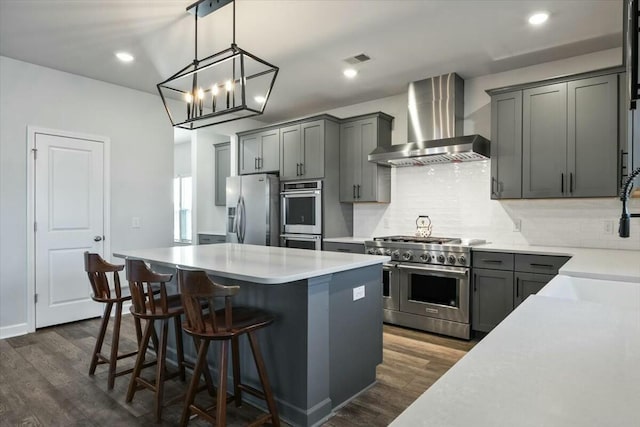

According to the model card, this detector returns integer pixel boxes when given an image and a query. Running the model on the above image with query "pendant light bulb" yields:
[211,84,219,95]
[185,92,193,103]
[197,88,205,100]
[225,80,234,91]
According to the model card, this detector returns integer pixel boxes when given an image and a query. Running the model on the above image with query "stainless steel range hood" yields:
[369,73,490,167]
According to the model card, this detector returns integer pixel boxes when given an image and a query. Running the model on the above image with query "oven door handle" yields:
[280,234,320,241]
[397,264,469,276]
[280,190,321,196]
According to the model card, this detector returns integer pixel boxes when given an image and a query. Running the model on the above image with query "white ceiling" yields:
[0,0,623,123]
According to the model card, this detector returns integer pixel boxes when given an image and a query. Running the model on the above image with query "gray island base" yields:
[114,244,388,426]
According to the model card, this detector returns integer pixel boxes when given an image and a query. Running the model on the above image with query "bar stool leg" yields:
[89,302,112,376]
[133,316,143,347]
[248,331,280,427]
[153,318,169,422]
[174,315,186,381]
[107,301,124,390]
[193,337,216,397]
[231,336,242,407]
[216,340,229,427]
[180,339,210,427]
[126,318,154,403]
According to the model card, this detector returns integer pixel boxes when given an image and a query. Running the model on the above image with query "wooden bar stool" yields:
[178,268,280,427]
[125,259,187,422]
[84,252,142,390]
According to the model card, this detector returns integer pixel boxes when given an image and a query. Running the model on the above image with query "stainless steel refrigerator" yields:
[226,174,280,246]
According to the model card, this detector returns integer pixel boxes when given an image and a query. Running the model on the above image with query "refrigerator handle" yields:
[239,196,246,243]
[234,197,241,242]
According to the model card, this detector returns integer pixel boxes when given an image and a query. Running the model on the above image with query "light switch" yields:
[353,285,365,301]
[131,217,141,228]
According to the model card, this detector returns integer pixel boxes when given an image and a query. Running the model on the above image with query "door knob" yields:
[94,236,103,242]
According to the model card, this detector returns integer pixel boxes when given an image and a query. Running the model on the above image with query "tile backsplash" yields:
[353,160,640,250]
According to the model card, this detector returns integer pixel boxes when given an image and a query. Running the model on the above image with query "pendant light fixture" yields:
[157,0,278,130]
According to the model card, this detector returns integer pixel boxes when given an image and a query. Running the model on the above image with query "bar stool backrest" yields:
[126,259,173,316]
[84,252,124,301]
[178,268,239,334]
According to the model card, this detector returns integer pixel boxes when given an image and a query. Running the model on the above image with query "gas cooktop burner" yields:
[374,235,462,244]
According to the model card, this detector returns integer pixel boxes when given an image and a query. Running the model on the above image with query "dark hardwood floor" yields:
[0,316,475,426]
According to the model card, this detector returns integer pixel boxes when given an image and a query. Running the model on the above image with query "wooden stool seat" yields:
[84,252,143,390]
[178,268,280,427]
[133,293,184,319]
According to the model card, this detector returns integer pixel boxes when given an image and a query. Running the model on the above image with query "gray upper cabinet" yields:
[522,83,568,198]
[279,120,325,180]
[340,113,392,203]
[567,74,618,197]
[239,129,279,174]
[214,142,230,206]
[490,91,522,199]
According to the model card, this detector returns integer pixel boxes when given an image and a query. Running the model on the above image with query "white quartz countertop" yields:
[323,236,371,244]
[538,275,640,310]
[114,243,389,285]
[474,243,640,283]
[390,293,640,427]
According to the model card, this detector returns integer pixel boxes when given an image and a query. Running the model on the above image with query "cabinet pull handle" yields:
[569,172,573,193]
[473,273,477,292]
[296,163,300,176]
[300,163,304,176]
[561,173,564,193]
[259,157,262,169]
[483,260,503,264]
[255,158,258,170]
[357,184,361,199]
[530,263,554,269]
[353,185,356,199]
[516,277,520,298]
[491,177,496,196]
[621,150,629,187]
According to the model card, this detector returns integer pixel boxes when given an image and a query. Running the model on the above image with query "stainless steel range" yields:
[365,235,484,340]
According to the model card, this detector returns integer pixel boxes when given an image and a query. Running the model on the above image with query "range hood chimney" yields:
[368,73,490,167]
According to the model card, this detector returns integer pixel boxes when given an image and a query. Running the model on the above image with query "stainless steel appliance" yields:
[368,73,490,167]
[366,236,484,339]
[280,180,322,249]
[226,174,279,246]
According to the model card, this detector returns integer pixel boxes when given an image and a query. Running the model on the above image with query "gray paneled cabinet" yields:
[340,113,392,203]
[214,142,230,206]
[239,128,280,174]
[489,69,621,199]
[472,268,514,333]
[280,120,325,180]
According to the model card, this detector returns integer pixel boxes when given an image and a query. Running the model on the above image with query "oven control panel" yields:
[365,242,471,267]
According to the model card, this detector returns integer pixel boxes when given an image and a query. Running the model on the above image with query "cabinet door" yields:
[490,91,522,199]
[514,272,554,308]
[567,74,618,197]
[300,120,325,179]
[522,83,567,198]
[280,124,301,180]
[259,129,280,172]
[239,133,260,175]
[339,121,360,202]
[358,118,378,201]
[214,142,230,206]
[472,268,514,332]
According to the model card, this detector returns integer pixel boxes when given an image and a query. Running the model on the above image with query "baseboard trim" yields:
[0,323,29,339]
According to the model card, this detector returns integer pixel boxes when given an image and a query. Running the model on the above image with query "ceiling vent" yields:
[344,53,371,65]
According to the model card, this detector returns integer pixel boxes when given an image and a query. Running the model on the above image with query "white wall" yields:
[0,56,175,336]
[174,140,191,177]
[195,130,230,234]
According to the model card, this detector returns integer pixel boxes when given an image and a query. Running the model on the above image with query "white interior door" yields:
[35,133,105,327]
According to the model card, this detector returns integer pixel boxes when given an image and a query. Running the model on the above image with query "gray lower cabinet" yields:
[472,268,514,333]
[514,272,555,308]
[198,234,226,244]
[490,91,522,199]
[214,142,230,206]
[280,120,325,180]
[239,128,279,174]
[340,113,392,203]
[323,241,365,254]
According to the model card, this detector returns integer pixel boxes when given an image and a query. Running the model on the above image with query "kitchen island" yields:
[114,243,390,427]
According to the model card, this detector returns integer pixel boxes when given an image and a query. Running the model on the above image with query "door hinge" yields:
[34,293,38,304]
[32,148,38,159]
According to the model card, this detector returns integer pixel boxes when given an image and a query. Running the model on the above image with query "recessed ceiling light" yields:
[254,95,266,103]
[528,12,549,26]
[343,68,358,78]
[115,52,134,63]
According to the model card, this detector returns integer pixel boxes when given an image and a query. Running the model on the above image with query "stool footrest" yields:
[238,383,266,400]
[247,413,273,427]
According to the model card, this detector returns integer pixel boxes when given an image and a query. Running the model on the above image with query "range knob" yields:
[367,248,376,255]
[419,253,431,263]
[376,248,386,256]
[437,254,445,263]
[392,250,401,260]
[448,255,457,264]
[385,249,392,256]
[458,255,467,265]
[402,251,414,261]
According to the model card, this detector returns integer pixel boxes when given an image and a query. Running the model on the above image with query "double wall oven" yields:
[368,236,481,340]
[280,180,323,250]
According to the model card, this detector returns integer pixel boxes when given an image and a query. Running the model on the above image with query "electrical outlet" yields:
[131,217,141,229]
[513,218,522,232]
[353,285,365,301]
[603,220,614,235]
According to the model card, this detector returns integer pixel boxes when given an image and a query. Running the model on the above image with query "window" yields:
[174,176,192,243]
